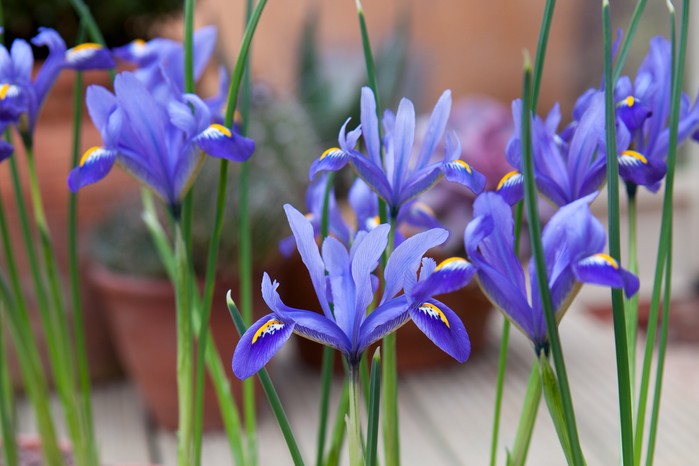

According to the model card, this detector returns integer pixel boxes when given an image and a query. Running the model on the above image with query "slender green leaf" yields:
[226,293,305,466]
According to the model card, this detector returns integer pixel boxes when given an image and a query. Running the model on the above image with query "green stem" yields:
[0,298,18,466]
[520,54,584,465]
[530,0,556,111]
[624,185,639,394]
[348,364,364,466]
[381,214,399,466]
[141,191,246,466]
[365,349,381,466]
[227,295,305,466]
[644,240,672,466]
[490,318,511,466]
[174,221,194,466]
[635,2,687,463]
[238,1,257,459]
[603,3,635,464]
[325,382,350,466]
[0,178,63,466]
[22,139,90,465]
[355,0,381,109]
[508,362,543,466]
[68,40,99,466]
[192,1,269,464]
[613,0,649,83]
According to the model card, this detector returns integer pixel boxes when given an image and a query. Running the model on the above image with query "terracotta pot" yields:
[89,264,255,431]
[587,294,699,343]
[280,255,493,372]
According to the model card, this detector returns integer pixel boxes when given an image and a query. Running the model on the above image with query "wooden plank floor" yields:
[14,308,699,465]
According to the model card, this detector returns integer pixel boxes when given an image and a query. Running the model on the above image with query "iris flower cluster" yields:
[67,28,254,211]
[310,87,487,217]
[0,28,113,158]
[498,36,699,206]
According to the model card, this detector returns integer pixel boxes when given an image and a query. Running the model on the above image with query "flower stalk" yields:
[520,52,585,465]
[173,220,194,466]
[227,294,305,466]
[348,364,364,466]
[603,1,637,464]
[635,2,688,463]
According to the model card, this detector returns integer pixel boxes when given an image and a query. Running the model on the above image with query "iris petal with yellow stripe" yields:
[194,123,255,162]
[617,150,666,188]
[442,159,486,196]
[231,313,295,380]
[496,170,524,205]
[409,300,470,362]
[572,253,640,297]
[65,43,114,70]
[67,146,117,192]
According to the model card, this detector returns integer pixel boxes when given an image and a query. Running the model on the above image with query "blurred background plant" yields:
[3,0,182,48]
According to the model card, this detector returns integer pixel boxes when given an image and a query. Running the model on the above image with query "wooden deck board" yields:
[12,309,699,465]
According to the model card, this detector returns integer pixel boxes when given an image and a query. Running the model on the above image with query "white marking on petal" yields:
[252,319,286,345]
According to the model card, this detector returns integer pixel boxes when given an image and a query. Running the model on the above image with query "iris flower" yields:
[114,26,216,95]
[232,204,474,379]
[309,87,486,216]
[0,28,113,146]
[67,71,254,210]
[500,92,628,207]
[114,26,230,123]
[465,192,639,350]
[612,36,699,191]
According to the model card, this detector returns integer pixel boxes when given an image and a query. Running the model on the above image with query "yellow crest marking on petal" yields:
[593,253,619,269]
[435,256,467,271]
[79,146,102,167]
[133,39,147,48]
[497,170,520,191]
[0,83,9,100]
[419,303,450,328]
[70,43,102,53]
[620,150,648,164]
[453,159,473,174]
[626,96,635,107]
[252,319,285,344]
[320,147,341,160]
[304,213,314,221]
[209,123,232,138]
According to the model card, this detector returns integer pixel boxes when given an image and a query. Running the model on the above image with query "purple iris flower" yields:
[114,26,227,121]
[500,92,628,207]
[309,87,486,216]
[465,192,639,350]
[67,71,254,210]
[0,28,113,144]
[611,36,699,191]
[232,204,475,379]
